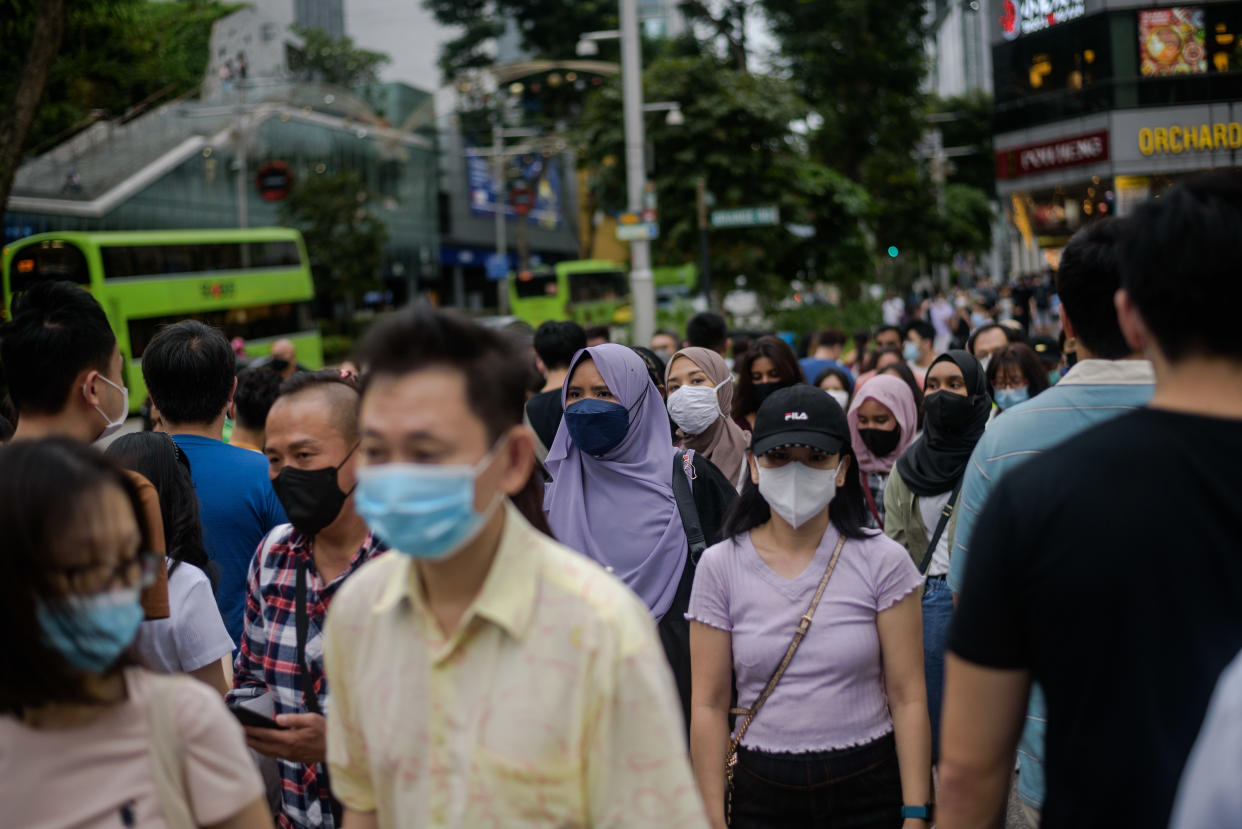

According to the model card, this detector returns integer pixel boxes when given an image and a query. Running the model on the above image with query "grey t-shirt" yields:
[686,527,922,752]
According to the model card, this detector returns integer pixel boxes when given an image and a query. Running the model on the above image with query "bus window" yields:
[569,270,628,304]
[126,301,313,358]
[101,241,300,279]
[9,241,91,291]
[514,270,558,299]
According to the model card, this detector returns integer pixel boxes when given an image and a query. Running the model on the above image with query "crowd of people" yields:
[1,171,1241,829]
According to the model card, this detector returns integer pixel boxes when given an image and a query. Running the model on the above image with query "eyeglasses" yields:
[51,550,163,595]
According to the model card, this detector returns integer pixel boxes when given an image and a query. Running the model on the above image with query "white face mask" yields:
[756,461,839,529]
[666,378,729,436]
[979,353,993,373]
[825,389,850,411]
[88,374,129,441]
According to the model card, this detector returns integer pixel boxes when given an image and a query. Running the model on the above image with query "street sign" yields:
[617,221,659,242]
[709,205,780,229]
[485,253,510,280]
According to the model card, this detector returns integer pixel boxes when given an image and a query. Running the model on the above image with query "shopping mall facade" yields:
[992,0,1242,270]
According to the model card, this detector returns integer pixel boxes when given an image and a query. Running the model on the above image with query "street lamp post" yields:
[619,0,655,347]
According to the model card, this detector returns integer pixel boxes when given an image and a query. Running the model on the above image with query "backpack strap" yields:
[672,451,707,562]
[144,672,196,829]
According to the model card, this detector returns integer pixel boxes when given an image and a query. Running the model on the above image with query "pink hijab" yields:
[847,374,918,475]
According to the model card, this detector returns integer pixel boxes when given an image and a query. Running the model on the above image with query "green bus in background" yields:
[2,227,323,412]
[508,258,699,337]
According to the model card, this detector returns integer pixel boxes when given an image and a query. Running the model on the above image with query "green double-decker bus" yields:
[508,259,699,336]
[2,227,323,412]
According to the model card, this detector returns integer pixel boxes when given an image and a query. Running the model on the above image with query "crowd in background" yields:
[1,172,1242,829]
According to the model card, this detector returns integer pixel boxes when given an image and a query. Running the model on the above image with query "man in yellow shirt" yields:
[324,305,708,828]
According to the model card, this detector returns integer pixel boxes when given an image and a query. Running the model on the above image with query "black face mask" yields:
[271,444,358,537]
[752,381,782,410]
[924,391,974,434]
[859,425,902,458]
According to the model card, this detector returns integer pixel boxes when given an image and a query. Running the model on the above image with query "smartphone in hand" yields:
[229,694,285,730]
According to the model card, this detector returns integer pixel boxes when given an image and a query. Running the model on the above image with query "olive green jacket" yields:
[881,463,961,575]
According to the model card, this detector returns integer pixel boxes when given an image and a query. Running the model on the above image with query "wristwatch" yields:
[901,803,934,821]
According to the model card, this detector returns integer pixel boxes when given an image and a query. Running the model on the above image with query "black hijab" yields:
[897,350,991,496]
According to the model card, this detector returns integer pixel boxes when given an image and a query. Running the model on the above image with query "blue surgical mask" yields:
[355,450,500,560]
[563,398,630,457]
[994,386,1030,410]
[37,586,144,673]
[903,341,921,362]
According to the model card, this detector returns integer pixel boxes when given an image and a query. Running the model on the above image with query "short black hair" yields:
[533,320,586,371]
[816,328,847,348]
[686,312,728,352]
[874,324,901,341]
[141,321,235,426]
[653,328,679,342]
[356,304,527,442]
[232,365,284,432]
[0,437,151,715]
[966,323,1014,356]
[0,281,116,415]
[1054,219,1130,359]
[275,369,361,442]
[903,320,935,343]
[1121,172,1242,362]
[584,325,611,343]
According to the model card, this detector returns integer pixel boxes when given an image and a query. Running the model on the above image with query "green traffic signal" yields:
[887,245,899,258]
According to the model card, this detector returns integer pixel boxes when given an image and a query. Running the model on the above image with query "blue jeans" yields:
[922,575,954,764]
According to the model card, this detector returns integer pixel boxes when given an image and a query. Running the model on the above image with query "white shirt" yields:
[134,559,234,672]
[917,490,953,577]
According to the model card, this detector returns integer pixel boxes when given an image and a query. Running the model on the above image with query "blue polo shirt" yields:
[172,434,287,644]
[948,359,1155,811]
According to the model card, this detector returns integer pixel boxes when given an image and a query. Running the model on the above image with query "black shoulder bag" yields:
[672,452,707,562]
[295,555,344,825]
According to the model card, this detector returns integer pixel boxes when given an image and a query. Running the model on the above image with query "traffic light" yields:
[887,245,900,258]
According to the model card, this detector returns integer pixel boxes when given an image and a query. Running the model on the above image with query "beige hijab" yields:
[665,347,750,486]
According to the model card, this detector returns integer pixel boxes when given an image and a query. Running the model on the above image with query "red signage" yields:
[995,131,1109,180]
[509,183,535,216]
[256,161,294,201]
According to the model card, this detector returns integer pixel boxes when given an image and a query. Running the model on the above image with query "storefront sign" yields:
[1000,0,1086,41]
[995,131,1109,179]
[1137,122,1242,156]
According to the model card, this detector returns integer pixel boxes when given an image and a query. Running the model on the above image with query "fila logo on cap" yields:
[784,412,808,421]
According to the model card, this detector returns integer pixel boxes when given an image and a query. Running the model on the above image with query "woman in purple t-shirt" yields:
[687,384,931,829]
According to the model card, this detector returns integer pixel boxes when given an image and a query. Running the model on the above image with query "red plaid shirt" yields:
[227,524,386,829]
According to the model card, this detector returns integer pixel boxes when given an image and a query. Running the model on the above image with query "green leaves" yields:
[278,169,388,319]
[288,25,389,89]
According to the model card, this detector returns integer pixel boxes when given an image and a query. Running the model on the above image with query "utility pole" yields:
[493,123,508,315]
[696,176,711,309]
[620,0,655,345]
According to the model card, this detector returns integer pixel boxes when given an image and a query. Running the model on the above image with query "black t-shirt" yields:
[951,407,1242,828]
[525,389,563,451]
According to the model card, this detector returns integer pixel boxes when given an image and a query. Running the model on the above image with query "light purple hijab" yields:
[545,343,688,620]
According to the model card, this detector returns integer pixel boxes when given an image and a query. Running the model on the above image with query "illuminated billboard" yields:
[1140,7,1207,76]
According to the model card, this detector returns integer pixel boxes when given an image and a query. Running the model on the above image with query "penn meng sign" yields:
[1138,122,1242,156]
[995,131,1109,179]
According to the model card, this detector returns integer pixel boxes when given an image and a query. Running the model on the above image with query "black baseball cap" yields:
[752,384,849,457]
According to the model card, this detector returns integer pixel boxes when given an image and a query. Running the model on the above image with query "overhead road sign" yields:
[710,206,780,228]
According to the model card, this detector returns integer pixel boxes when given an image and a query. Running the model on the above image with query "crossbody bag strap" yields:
[917,478,963,576]
[294,553,322,716]
[727,534,846,763]
[861,478,884,530]
[672,452,707,562]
